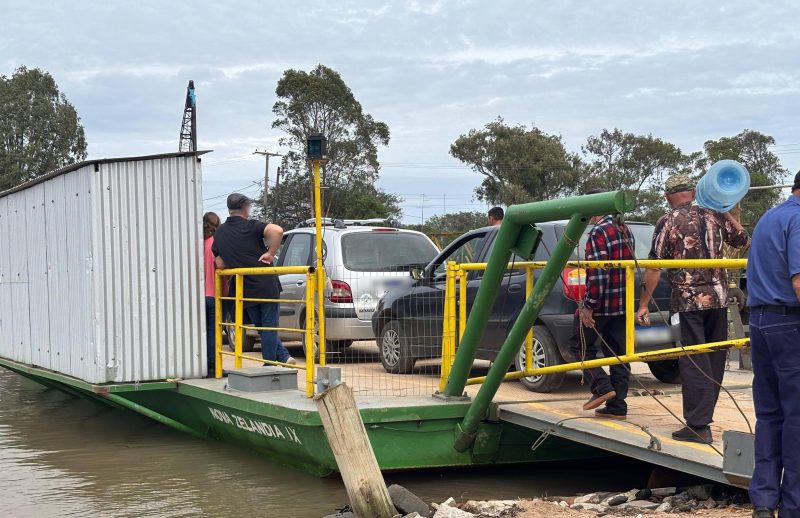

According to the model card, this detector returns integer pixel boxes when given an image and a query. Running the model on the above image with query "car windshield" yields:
[341,232,438,272]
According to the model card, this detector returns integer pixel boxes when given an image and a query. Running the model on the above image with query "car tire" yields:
[514,325,565,393]
[379,320,416,374]
[225,325,257,353]
[300,313,352,362]
[647,359,681,384]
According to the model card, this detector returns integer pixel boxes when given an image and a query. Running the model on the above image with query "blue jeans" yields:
[749,308,800,516]
[245,302,291,363]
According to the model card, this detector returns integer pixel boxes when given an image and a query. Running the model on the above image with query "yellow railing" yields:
[439,258,749,391]
[214,265,317,397]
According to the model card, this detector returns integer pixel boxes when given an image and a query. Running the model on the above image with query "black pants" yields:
[568,314,629,414]
[678,308,728,429]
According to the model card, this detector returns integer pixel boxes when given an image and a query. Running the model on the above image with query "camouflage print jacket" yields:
[649,202,750,313]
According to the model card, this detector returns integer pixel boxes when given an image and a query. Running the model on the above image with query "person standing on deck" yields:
[487,206,504,226]
[637,173,749,444]
[745,171,800,518]
[568,188,634,420]
[203,212,229,377]
[212,193,295,365]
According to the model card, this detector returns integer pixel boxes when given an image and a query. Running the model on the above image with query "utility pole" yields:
[253,149,281,213]
[178,80,197,152]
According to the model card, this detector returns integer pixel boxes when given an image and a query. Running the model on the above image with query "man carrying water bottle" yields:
[746,171,800,518]
[637,173,749,444]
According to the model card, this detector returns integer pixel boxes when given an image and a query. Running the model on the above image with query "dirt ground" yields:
[515,500,752,517]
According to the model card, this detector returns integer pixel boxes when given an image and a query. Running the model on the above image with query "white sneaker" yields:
[285,357,297,365]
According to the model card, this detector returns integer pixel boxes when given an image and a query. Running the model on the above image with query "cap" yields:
[664,173,695,194]
[227,193,253,210]
[794,170,800,190]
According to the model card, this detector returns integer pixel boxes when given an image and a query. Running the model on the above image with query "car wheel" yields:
[380,320,416,374]
[225,325,257,353]
[647,359,681,384]
[514,325,565,393]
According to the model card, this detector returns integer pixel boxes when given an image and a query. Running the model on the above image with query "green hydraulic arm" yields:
[443,191,635,452]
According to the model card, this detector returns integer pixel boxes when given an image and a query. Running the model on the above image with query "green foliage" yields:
[267,64,398,227]
[581,128,695,224]
[697,130,789,226]
[449,117,580,205]
[0,66,87,191]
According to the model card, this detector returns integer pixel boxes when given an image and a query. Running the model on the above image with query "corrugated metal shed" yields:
[0,152,209,383]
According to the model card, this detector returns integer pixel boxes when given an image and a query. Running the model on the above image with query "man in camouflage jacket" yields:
[637,173,749,444]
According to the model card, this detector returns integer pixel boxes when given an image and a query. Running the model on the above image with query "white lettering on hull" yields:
[208,407,302,444]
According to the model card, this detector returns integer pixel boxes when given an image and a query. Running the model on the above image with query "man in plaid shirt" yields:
[568,189,635,419]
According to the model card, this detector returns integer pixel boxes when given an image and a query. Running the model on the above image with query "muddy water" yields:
[0,368,653,517]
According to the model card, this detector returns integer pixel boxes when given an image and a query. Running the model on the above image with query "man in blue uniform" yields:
[747,171,800,518]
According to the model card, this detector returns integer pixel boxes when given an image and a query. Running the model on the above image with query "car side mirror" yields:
[410,267,425,281]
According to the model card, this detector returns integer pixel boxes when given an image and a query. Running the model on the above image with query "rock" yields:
[462,500,518,517]
[574,492,609,504]
[650,486,677,497]
[702,497,717,509]
[602,489,638,506]
[389,485,432,517]
[655,502,672,513]
[570,503,607,512]
[685,484,715,501]
[619,500,660,510]
[321,513,355,518]
[432,502,474,518]
[634,489,652,501]
[404,514,421,518]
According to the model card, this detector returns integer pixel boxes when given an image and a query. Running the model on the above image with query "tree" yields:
[581,129,695,223]
[449,118,581,205]
[266,64,399,227]
[697,130,789,227]
[0,66,87,191]
[406,210,487,246]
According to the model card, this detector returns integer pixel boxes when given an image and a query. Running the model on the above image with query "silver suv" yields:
[274,219,439,352]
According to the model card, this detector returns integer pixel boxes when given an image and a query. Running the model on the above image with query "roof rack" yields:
[296,217,391,229]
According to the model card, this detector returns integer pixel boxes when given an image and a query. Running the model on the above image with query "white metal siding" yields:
[0,154,205,384]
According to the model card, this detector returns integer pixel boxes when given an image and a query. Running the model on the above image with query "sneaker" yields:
[671,425,713,444]
[285,357,297,366]
[582,390,616,411]
[595,407,626,420]
[752,508,775,518]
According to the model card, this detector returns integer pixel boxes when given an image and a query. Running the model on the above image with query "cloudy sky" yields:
[3,0,799,222]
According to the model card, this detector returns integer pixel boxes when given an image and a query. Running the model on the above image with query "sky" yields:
[2,0,799,223]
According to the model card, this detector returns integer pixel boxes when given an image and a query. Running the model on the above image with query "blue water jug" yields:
[695,160,750,213]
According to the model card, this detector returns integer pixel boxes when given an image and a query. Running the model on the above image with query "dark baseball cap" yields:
[794,170,800,190]
[227,193,253,210]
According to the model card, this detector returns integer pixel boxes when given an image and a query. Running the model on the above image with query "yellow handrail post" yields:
[305,270,316,397]
[625,265,635,356]
[458,268,468,341]
[214,272,223,379]
[525,266,534,372]
[312,159,326,366]
[439,262,458,393]
[234,273,244,369]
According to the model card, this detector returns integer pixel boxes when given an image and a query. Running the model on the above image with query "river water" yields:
[0,368,654,518]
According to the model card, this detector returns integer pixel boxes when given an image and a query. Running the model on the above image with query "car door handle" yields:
[508,283,522,294]
[296,280,306,286]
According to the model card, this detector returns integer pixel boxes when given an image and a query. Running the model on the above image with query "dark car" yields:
[371,221,676,392]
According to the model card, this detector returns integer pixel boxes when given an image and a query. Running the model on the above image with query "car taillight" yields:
[329,280,353,304]
[561,267,587,301]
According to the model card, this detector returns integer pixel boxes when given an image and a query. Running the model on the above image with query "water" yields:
[0,368,654,518]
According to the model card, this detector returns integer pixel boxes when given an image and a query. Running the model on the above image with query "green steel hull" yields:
[0,359,602,477]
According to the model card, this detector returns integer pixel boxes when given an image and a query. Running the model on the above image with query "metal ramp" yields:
[498,385,755,488]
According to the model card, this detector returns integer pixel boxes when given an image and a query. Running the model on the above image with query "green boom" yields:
[443,191,636,452]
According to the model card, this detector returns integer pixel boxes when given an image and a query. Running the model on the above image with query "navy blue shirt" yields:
[211,216,281,302]
[747,195,800,307]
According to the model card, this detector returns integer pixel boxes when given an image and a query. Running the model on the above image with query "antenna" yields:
[179,80,197,152]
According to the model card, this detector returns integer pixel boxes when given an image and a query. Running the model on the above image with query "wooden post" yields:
[314,383,396,518]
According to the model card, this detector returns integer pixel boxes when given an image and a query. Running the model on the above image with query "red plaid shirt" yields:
[582,215,634,316]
